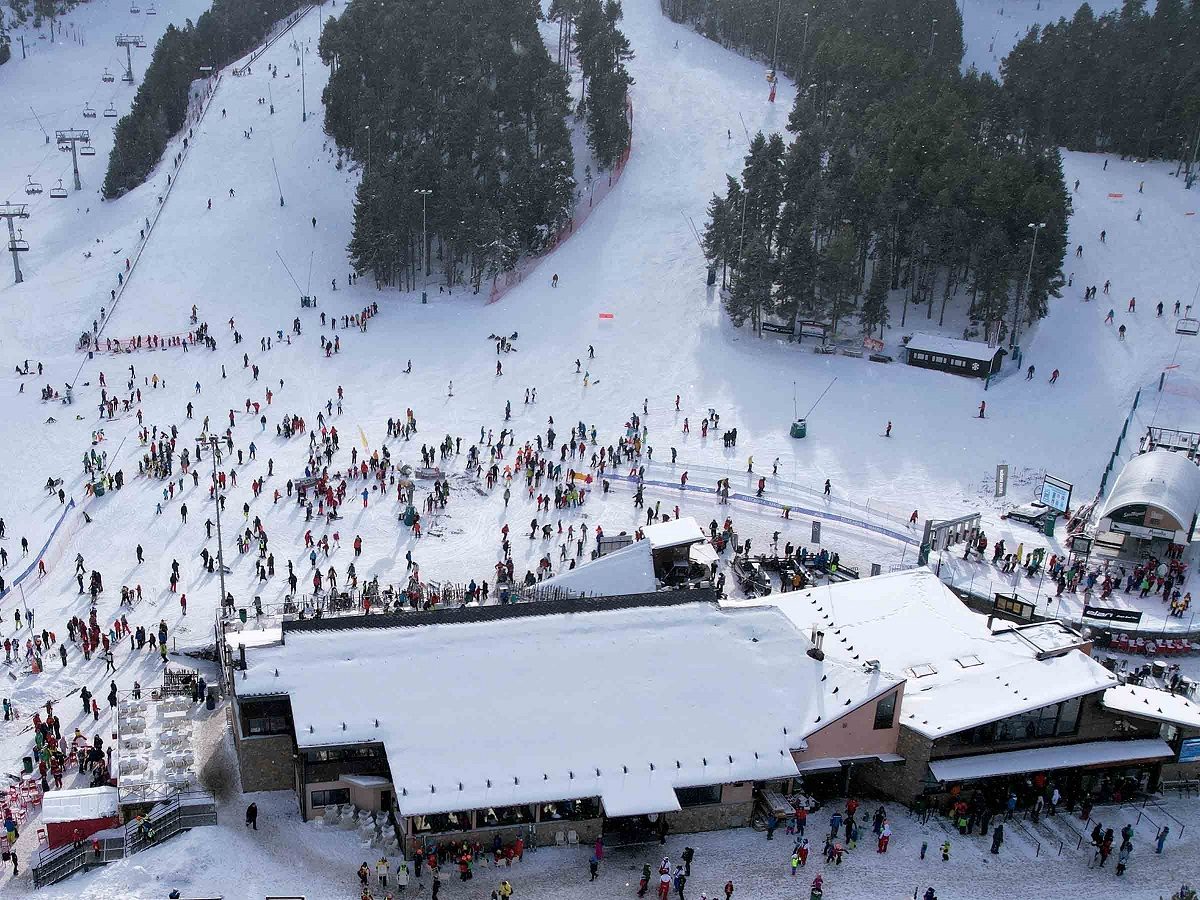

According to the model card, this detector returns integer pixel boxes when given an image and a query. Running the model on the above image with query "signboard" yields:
[1069,534,1093,555]
[863,337,884,352]
[1039,474,1073,513]
[995,464,1009,499]
[1179,737,1200,765]
[1111,522,1178,540]
[1082,605,1144,625]
[811,521,821,544]
[993,593,1036,622]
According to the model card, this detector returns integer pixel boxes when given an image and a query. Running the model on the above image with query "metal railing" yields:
[33,791,216,887]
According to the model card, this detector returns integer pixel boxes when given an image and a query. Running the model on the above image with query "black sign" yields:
[993,593,1036,622]
[811,521,821,544]
[1082,605,1144,625]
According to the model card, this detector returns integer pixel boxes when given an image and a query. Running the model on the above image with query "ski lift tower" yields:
[0,202,32,285]
[115,34,144,83]
[56,129,91,191]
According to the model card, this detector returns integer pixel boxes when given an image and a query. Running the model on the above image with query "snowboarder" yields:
[551,273,559,287]
[978,401,986,418]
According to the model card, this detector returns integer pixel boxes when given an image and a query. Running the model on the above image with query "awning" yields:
[600,777,682,818]
[794,753,904,774]
[341,775,392,789]
[929,739,1174,783]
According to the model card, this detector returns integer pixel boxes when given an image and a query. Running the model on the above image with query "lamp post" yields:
[301,49,306,122]
[414,189,432,281]
[207,435,229,619]
[364,125,371,177]
[928,19,938,59]
[769,0,784,88]
[1014,222,1045,348]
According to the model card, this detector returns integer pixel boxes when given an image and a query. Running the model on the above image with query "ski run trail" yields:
[0,0,1198,895]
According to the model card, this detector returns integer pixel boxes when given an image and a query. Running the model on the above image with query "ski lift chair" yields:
[25,176,43,195]
[49,180,68,199]
[9,230,29,253]
[104,102,118,118]
[83,103,97,119]
[102,68,115,83]
[130,3,141,12]
[136,39,146,48]
[80,143,96,156]
[147,3,157,12]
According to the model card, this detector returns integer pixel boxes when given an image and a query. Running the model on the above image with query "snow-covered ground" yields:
[30,785,1200,899]
[1,0,1200,892]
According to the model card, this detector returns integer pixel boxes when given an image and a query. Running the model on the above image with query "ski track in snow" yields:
[0,0,1199,893]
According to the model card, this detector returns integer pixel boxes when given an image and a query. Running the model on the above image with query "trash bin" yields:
[1042,515,1057,537]
[790,419,807,439]
[22,756,33,774]
[238,607,247,624]
[206,686,218,711]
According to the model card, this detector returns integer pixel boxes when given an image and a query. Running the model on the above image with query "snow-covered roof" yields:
[928,738,1174,783]
[1103,684,1200,729]
[642,517,707,550]
[238,602,897,817]
[1099,450,1200,530]
[731,568,1118,739]
[539,539,657,596]
[42,787,119,824]
[905,333,1002,363]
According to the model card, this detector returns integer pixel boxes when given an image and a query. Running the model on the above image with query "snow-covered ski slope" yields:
[0,0,1198,638]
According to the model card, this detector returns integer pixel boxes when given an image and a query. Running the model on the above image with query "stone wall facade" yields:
[235,731,295,793]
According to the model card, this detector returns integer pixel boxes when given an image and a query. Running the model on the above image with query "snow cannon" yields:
[790,419,807,439]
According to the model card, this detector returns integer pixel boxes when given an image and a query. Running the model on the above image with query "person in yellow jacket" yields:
[498,880,514,900]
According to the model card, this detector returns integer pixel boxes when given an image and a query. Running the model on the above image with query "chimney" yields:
[238,644,247,670]
[807,627,825,661]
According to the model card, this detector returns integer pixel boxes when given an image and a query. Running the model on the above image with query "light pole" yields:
[364,125,371,177]
[414,189,432,280]
[301,49,306,122]
[207,435,229,618]
[769,0,784,83]
[1014,222,1045,349]
[928,19,938,59]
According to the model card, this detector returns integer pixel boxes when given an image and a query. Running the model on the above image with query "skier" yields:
[1100,229,1106,242]
[1025,364,1035,380]
[884,421,892,437]
[551,273,559,287]
[990,822,1003,854]
[823,479,831,497]
[1119,324,1127,341]
[978,401,986,419]
[1105,309,1115,324]
[1128,297,1136,313]
[245,802,258,829]
[1049,369,1060,383]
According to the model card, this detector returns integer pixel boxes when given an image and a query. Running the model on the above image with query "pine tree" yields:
[859,255,891,337]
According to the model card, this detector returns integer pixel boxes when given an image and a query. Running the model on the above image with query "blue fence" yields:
[0,498,76,602]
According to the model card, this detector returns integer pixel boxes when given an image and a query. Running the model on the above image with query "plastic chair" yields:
[554,831,566,846]
[567,829,579,844]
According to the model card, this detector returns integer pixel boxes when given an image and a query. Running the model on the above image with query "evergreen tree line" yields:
[696,2,1068,341]
[2,0,89,64]
[322,0,631,291]
[661,0,965,86]
[1002,0,1200,161]
[102,0,304,198]
[549,0,635,171]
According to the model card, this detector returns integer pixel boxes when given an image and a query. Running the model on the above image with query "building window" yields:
[965,697,1084,745]
[675,785,722,808]
[540,798,601,821]
[873,692,897,730]
[305,745,384,763]
[311,788,350,808]
[247,716,290,736]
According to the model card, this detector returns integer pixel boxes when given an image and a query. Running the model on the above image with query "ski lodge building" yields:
[741,569,1190,803]
[229,591,904,845]
[227,570,1198,843]
[903,333,1005,379]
